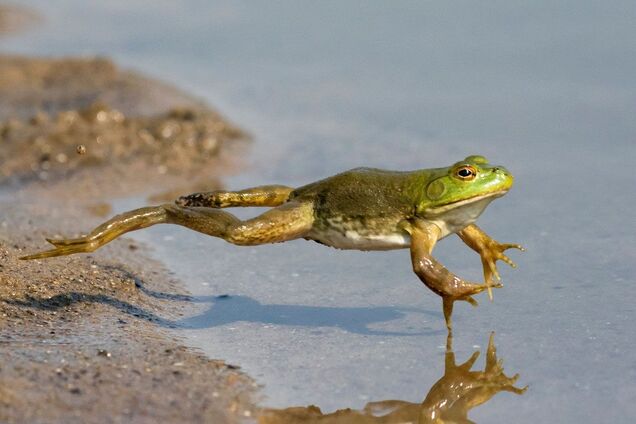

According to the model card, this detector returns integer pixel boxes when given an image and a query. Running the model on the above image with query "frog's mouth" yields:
[422,189,508,217]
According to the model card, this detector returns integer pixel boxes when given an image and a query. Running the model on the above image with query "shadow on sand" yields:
[4,277,442,336]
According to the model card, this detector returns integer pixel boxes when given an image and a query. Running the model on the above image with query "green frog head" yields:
[418,155,513,218]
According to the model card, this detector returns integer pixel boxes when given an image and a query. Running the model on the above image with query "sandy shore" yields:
[0,37,259,422]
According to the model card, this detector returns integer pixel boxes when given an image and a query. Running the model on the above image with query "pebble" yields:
[97,349,111,358]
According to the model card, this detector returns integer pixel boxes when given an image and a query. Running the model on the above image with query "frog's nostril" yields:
[492,167,510,177]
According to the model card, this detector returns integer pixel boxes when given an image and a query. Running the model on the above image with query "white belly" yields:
[307,228,411,251]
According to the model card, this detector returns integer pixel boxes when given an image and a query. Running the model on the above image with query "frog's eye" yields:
[454,165,477,180]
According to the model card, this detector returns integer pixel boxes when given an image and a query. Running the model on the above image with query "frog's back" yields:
[289,168,417,250]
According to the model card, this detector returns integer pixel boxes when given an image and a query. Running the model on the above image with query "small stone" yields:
[76,145,86,155]
[201,137,218,151]
[95,110,109,122]
[97,349,111,358]
[30,111,49,125]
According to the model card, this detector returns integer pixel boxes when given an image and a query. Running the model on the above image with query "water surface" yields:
[3,1,635,422]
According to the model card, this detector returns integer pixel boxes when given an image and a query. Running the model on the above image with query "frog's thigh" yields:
[177,185,294,208]
[224,201,315,245]
[167,201,314,245]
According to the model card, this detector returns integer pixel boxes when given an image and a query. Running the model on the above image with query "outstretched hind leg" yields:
[21,201,314,260]
[22,206,174,259]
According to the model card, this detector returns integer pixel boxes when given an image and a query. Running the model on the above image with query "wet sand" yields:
[0,54,209,120]
[0,17,258,421]
[1,211,257,423]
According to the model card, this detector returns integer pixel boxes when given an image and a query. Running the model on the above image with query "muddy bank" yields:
[0,209,257,423]
[0,99,244,179]
[0,54,212,120]
[0,100,246,191]
[0,30,258,422]
[0,55,250,195]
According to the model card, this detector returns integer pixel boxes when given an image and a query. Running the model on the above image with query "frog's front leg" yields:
[457,224,524,301]
[404,219,500,330]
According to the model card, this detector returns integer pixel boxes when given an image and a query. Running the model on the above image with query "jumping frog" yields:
[21,155,523,329]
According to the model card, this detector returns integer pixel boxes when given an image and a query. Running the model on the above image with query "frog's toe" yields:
[498,243,525,267]
[503,243,525,252]
[20,241,98,260]
[486,279,503,290]
[462,282,502,300]
[45,236,87,247]
[463,295,478,307]
[511,384,529,395]
[501,255,517,268]
[458,350,481,370]
[481,242,523,283]
[486,259,501,280]
[481,260,500,301]
[21,236,95,259]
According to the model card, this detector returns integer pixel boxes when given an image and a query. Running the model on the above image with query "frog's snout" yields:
[492,166,513,189]
[492,166,511,177]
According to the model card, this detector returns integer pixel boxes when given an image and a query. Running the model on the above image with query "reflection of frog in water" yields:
[258,333,526,424]
[22,156,522,328]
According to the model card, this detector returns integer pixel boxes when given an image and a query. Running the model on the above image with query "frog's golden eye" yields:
[455,165,477,180]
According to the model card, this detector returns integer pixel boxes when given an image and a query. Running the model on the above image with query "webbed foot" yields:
[479,240,524,300]
[20,237,100,260]
[20,205,169,260]
[458,224,524,301]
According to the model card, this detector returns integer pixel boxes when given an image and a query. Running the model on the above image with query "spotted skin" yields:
[177,185,293,208]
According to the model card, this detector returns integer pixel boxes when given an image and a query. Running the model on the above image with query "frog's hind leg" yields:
[20,201,315,260]
[176,185,294,208]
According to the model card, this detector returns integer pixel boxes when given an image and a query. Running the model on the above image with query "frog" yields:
[21,155,523,329]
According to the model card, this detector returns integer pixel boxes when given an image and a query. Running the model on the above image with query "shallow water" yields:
[3,1,635,422]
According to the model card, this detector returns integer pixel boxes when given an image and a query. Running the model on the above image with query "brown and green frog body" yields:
[21,155,523,328]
